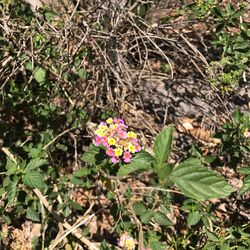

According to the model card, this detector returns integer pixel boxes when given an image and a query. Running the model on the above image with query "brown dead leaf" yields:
[227,26,240,34]
[88,216,98,236]
[177,117,221,144]
[9,221,41,250]
[228,178,243,191]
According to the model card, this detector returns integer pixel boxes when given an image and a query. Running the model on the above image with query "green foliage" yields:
[210,3,249,92]
[153,211,172,226]
[203,225,250,249]
[25,159,47,172]
[188,0,218,19]
[117,150,155,176]
[169,158,234,200]
[3,153,48,199]
[83,125,234,202]
[187,210,201,226]
[81,143,106,164]
[132,202,147,216]
[0,2,91,247]
[153,125,173,167]
[26,207,40,222]
[207,59,242,93]
[214,109,250,196]
[33,67,47,85]
[190,2,250,92]
[22,171,46,190]
[239,176,250,196]
[214,109,250,168]
[79,121,247,248]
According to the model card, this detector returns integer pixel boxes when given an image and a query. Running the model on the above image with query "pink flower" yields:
[118,131,127,139]
[114,118,124,124]
[106,147,115,157]
[123,151,132,163]
[101,137,109,147]
[243,130,250,138]
[111,157,120,164]
[94,118,142,163]
[110,130,116,137]
[134,143,142,152]
[131,138,138,143]
[94,136,102,146]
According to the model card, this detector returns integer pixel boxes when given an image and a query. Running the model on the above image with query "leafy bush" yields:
[1,1,250,249]
[189,1,250,93]
[215,109,250,167]
[80,120,239,249]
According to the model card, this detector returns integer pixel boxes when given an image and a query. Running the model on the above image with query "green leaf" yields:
[237,167,250,175]
[220,243,230,250]
[201,216,210,229]
[225,3,235,16]
[34,67,47,85]
[5,158,18,174]
[25,62,33,71]
[28,147,43,159]
[71,176,86,187]
[216,23,225,33]
[69,200,83,211]
[238,176,250,196]
[206,229,220,242]
[23,172,46,190]
[6,180,18,205]
[150,241,166,250]
[169,158,234,200]
[26,207,40,222]
[153,125,173,166]
[232,109,241,123]
[6,163,18,176]
[155,164,173,181]
[204,155,217,164]
[153,211,172,226]
[140,210,154,224]
[132,202,147,216]
[187,211,201,226]
[212,6,223,18]
[117,150,155,176]
[44,10,57,22]
[63,206,71,217]
[81,144,106,164]
[0,188,5,196]
[77,68,87,79]
[25,159,47,172]
[73,167,90,177]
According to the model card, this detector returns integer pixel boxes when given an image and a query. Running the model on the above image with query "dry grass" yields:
[0,0,217,132]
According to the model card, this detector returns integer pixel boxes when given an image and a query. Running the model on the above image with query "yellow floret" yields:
[98,124,107,130]
[114,148,123,157]
[110,124,118,130]
[108,137,116,145]
[127,131,137,139]
[95,128,106,136]
[119,234,136,250]
[106,118,113,124]
[128,143,136,153]
[124,238,135,250]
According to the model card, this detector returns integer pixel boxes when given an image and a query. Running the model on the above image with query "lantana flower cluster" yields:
[94,118,141,163]
[118,233,136,250]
